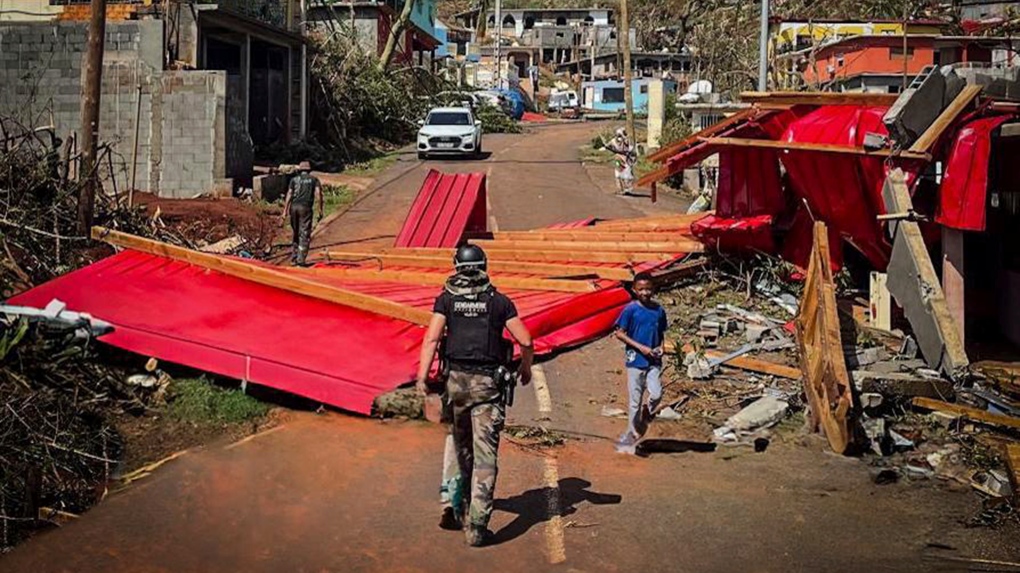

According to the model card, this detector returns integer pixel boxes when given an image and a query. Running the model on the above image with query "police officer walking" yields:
[281,160,323,265]
[416,244,534,547]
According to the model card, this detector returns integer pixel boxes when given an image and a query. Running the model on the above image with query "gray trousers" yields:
[621,365,662,443]
[289,204,313,264]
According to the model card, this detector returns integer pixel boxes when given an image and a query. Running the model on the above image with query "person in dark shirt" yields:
[416,244,533,547]
[281,161,323,265]
[613,272,668,454]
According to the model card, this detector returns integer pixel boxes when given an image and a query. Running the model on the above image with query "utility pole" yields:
[619,0,635,143]
[757,0,769,91]
[494,0,502,89]
[78,0,107,233]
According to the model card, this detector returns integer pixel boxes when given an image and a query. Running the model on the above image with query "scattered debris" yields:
[912,397,1020,432]
[713,395,789,442]
[601,406,627,418]
[504,425,567,448]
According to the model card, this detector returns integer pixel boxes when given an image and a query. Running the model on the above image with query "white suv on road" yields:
[417,107,483,160]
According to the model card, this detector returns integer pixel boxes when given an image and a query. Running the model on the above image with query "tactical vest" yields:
[290,174,317,207]
[443,289,509,370]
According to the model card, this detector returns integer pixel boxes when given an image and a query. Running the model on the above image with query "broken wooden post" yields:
[795,221,853,454]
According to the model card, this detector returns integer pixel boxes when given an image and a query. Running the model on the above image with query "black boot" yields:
[439,507,462,531]
[465,525,494,547]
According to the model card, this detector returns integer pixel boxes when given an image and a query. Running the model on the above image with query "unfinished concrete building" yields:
[0,0,310,198]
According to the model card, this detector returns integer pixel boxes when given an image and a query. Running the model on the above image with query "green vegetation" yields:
[477,104,521,134]
[322,184,357,218]
[345,154,399,177]
[168,377,269,425]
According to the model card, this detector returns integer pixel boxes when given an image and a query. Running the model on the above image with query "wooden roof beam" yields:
[705,136,930,160]
[381,247,676,264]
[648,107,758,163]
[91,227,433,325]
[297,267,599,293]
[470,238,705,254]
[492,230,692,242]
[318,251,636,281]
[740,91,899,107]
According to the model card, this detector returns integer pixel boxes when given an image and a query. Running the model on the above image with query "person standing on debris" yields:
[281,161,323,265]
[415,244,534,547]
[613,272,668,454]
[605,127,635,196]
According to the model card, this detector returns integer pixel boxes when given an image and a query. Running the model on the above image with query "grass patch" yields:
[345,154,398,177]
[322,184,356,218]
[168,377,270,425]
[579,144,615,164]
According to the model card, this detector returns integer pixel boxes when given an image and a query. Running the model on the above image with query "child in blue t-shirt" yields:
[613,272,668,454]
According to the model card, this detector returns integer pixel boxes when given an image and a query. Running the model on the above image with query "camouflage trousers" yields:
[446,369,505,529]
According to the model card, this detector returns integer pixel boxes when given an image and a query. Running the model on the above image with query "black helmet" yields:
[454,244,487,272]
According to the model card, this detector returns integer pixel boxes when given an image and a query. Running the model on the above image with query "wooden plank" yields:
[740,91,899,107]
[593,213,707,230]
[493,230,692,242]
[705,136,930,160]
[381,247,675,264]
[648,107,757,163]
[1006,444,1020,502]
[319,251,636,281]
[795,221,853,454]
[666,341,801,380]
[648,258,708,285]
[636,164,674,188]
[595,213,709,227]
[912,397,1020,431]
[91,227,433,326]
[909,84,983,153]
[593,216,710,233]
[470,238,705,254]
[296,267,598,293]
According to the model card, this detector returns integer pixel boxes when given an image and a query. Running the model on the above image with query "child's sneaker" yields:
[615,433,638,455]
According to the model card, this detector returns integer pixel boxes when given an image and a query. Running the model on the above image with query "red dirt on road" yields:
[4,123,1017,572]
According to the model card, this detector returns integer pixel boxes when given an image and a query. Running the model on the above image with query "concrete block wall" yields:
[156,71,226,197]
[0,20,247,198]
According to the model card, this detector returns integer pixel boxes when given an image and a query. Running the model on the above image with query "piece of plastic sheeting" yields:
[936,115,1012,231]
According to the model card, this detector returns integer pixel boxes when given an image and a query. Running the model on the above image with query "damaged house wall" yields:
[0,20,249,198]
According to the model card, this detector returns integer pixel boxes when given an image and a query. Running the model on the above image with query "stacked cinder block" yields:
[0,20,242,198]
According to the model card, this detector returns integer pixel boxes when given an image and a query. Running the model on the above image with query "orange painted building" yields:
[799,35,936,89]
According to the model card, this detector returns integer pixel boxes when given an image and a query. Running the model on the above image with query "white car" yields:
[417,107,484,160]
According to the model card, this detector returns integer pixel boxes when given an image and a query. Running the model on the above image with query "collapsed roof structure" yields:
[11,170,705,414]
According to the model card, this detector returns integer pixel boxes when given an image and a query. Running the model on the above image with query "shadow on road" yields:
[423,152,494,162]
[636,439,717,457]
[491,477,622,545]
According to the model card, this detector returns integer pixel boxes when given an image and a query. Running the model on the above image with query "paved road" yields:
[2,123,1015,572]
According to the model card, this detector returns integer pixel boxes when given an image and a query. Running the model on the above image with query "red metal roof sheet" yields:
[394,169,487,248]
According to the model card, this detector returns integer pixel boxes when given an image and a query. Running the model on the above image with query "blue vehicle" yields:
[493,88,525,120]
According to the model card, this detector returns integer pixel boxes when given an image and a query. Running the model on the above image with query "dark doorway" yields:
[248,40,289,146]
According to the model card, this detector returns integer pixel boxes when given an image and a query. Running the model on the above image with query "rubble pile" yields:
[650,251,1020,527]
[0,116,269,299]
[0,306,167,551]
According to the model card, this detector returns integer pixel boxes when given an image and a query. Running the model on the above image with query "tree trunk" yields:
[378,0,416,71]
